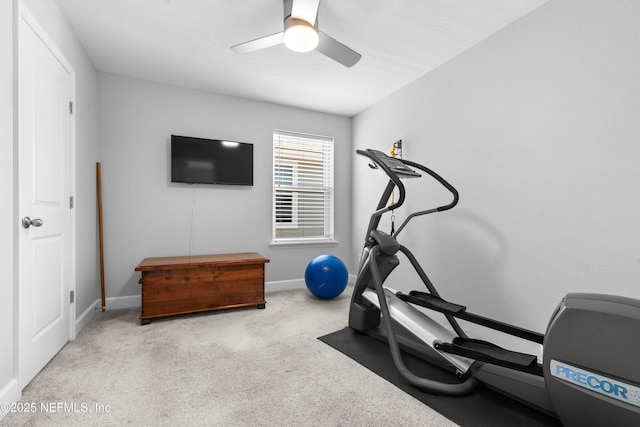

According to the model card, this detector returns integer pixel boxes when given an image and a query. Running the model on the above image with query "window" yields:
[274,164,296,227]
[273,130,334,244]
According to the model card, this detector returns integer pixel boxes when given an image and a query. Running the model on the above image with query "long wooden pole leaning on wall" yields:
[97,162,106,311]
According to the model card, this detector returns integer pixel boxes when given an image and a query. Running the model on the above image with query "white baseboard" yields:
[101,295,141,310]
[266,275,356,294]
[265,278,306,293]
[94,276,356,308]
[75,297,139,335]
[75,300,98,335]
[0,379,20,422]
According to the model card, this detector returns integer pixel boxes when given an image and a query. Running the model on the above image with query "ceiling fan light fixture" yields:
[283,18,319,53]
[231,0,361,67]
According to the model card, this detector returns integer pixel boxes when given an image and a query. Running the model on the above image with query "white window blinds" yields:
[273,130,334,243]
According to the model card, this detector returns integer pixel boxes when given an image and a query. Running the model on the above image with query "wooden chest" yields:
[135,253,269,324]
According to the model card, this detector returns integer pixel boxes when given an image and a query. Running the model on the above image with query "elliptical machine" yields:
[349,148,640,426]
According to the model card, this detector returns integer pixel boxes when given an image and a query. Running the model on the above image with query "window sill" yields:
[269,239,339,249]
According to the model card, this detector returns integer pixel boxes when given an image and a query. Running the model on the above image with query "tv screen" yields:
[171,135,253,186]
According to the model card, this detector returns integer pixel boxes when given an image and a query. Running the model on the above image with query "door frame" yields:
[17,1,77,353]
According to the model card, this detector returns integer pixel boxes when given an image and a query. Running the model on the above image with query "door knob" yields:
[22,217,43,229]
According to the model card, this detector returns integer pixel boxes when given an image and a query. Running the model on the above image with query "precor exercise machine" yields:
[349,148,640,425]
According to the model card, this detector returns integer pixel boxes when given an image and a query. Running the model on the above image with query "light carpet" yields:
[2,287,457,426]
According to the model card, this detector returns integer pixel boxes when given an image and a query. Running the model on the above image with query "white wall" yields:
[98,73,352,301]
[22,0,99,327]
[353,0,640,354]
[0,1,18,419]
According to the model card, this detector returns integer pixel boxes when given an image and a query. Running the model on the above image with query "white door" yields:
[18,6,74,389]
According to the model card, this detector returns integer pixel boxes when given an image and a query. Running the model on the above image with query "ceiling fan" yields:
[230,0,362,67]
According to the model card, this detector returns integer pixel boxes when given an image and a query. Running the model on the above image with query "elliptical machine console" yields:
[349,148,640,426]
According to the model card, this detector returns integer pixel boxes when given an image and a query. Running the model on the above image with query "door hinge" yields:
[70,290,75,303]
[69,196,74,209]
[69,101,74,115]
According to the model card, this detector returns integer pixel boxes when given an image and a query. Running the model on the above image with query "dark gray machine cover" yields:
[544,293,640,426]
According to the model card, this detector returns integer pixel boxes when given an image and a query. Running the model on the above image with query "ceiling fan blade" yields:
[316,32,361,67]
[291,0,320,24]
[231,32,284,55]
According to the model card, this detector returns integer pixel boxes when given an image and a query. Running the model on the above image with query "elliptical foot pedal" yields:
[397,290,466,315]
[436,337,538,370]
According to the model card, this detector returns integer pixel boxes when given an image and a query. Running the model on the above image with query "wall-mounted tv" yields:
[171,135,253,186]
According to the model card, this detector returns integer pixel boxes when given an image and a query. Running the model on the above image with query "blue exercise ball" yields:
[305,255,349,299]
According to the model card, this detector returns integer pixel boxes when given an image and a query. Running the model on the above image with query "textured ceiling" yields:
[54,0,549,117]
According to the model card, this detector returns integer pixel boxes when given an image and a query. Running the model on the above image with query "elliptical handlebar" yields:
[394,159,459,236]
[402,159,459,212]
[356,149,408,214]
[357,148,459,237]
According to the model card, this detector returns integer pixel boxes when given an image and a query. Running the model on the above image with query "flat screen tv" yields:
[171,135,253,186]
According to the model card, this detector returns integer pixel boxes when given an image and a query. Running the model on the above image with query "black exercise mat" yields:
[319,327,561,427]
